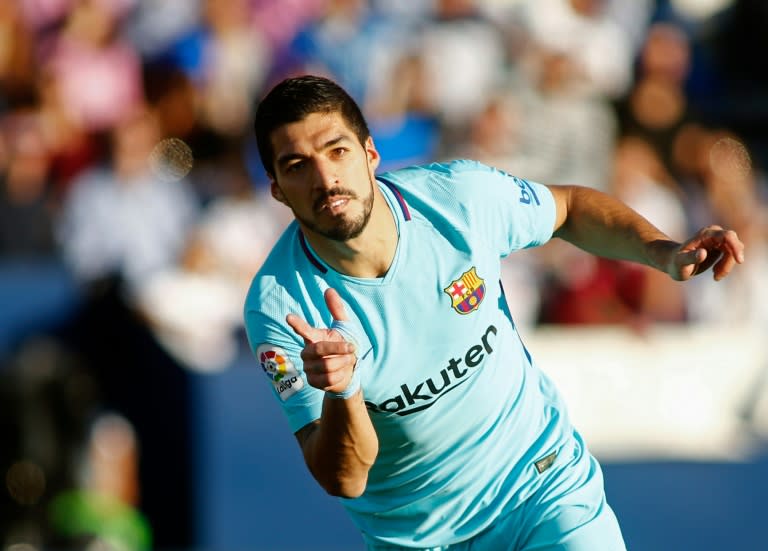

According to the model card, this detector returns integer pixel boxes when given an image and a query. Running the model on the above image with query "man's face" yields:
[269,111,380,242]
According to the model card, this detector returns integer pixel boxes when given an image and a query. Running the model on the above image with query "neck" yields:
[302,185,398,278]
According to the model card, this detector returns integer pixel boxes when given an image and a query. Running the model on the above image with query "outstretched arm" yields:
[547,185,745,281]
[288,288,378,498]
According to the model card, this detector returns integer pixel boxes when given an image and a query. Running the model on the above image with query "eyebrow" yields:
[276,135,350,167]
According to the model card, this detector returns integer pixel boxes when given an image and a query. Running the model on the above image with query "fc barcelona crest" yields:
[444,267,486,314]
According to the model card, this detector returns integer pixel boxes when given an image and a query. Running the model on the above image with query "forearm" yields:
[551,185,679,273]
[300,389,379,498]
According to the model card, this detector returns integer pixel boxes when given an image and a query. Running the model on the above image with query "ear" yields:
[270,179,288,206]
[365,136,380,173]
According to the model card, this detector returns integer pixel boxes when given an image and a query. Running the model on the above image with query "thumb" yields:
[675,247,706,278]
[677,247,706,267]
[324,287,348,322]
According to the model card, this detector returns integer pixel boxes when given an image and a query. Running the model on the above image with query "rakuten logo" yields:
[365,325,497,416]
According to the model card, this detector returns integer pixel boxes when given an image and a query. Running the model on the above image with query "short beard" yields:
[292,173,375,242]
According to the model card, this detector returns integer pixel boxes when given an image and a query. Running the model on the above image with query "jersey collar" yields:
[298,177,410,273]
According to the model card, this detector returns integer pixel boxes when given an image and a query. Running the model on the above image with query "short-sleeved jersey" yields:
[244,160,577,548]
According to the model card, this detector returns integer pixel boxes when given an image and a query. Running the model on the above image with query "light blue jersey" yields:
[244,160,598,549]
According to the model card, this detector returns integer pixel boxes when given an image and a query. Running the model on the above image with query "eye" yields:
[286,160,304,173]
[331,147,348,158]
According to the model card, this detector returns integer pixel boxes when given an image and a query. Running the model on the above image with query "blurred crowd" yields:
[1,0,767,549]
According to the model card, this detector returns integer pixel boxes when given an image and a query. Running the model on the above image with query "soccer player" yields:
[243,75,744,550]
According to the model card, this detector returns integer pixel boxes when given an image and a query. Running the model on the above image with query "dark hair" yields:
[253,75,371,177]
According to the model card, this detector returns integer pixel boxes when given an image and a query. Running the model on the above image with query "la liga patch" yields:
[256,344,304,401]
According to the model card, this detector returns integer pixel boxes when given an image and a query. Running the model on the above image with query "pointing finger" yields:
[286,313,318,344]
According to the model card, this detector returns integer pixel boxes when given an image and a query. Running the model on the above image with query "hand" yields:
[286,288,358,394]
[668,225,745,281]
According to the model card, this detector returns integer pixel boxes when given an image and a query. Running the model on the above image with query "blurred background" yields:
[0,0,766,549]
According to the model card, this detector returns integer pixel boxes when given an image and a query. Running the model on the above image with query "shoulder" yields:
[379,159,531,211]
[381,159,498,186]
[242,221,339,352]
[383,159,523,193]
[243,223,305,340]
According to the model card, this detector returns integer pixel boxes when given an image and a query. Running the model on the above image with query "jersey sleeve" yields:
[244,303,325,434]
[459,161,556,256]
[244,279,375,434]
[401,160,557,258]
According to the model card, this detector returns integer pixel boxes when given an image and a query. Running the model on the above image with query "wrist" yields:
[326,368,361,400]
[647,239,680,274]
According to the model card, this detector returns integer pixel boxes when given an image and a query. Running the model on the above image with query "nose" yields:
[311,157,339,190]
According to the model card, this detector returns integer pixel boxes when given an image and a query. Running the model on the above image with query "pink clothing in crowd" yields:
[46,36,143,131]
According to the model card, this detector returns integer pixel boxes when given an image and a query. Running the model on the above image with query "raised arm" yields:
[288,288,378,498]
[547,185,745,281]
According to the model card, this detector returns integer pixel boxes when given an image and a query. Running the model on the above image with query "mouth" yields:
[316,196,350,214]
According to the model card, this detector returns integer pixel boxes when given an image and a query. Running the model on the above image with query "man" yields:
[244,75,744,550]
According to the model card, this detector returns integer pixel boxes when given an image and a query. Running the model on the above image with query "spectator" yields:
[417,0,507,144]
[40,0,143,132]
[513,0,635,100]
[195,0,272,138]
[365,53,440,172]
[0,111,57,257]
[284,0,408,109]
[616,22,695,176]
[134,155,289,372]
[55,106,199,299]
[0,1,37,109]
